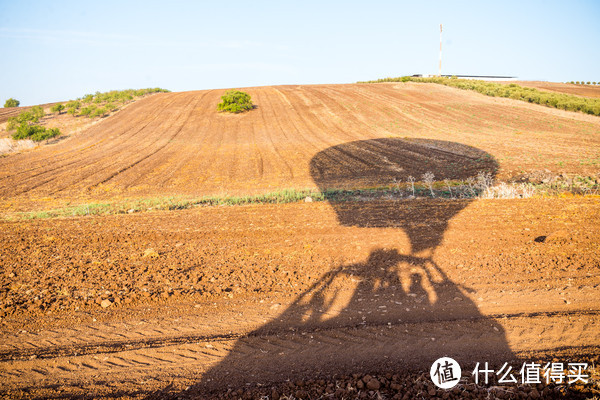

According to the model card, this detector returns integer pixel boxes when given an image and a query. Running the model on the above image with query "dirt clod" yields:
[100,299,112,308]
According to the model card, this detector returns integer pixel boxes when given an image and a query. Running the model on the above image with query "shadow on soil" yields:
[166,138,515,396]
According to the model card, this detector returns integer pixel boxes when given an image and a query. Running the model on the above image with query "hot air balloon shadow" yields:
[173,138,515,396]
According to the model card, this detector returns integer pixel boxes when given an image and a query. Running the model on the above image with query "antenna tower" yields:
[439,24,442,76]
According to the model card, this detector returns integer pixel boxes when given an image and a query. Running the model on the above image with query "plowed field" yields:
[0,83,599,399]
[1,83,599,212]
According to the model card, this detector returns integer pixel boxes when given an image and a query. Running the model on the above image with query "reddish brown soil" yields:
[0,83,599,399]
[1,83,599,212]
[503,81,600,98]
[0,199,599,398]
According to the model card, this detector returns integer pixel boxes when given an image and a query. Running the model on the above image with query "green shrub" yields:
[66,100,81,116]
[6,106,46,130]
[12,123,61,141]
[12,123,37,139]
[217,90,254,113]
[4,98,20,107]
[79,105,96,117]
[91,107,108,118]
[32,127,61,142]
[30,105,45,120]
[50,104,65,114]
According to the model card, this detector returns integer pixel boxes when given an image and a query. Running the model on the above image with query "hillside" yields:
[504,81,600,98]
[0,82,599,399]
[1,82,599,212]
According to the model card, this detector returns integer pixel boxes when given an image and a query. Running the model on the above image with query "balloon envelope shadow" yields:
[176,139,514,396]
[309,137,499,254]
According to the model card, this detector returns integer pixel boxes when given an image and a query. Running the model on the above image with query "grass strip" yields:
[3,178,598,221]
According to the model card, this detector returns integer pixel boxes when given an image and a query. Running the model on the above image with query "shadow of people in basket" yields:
[175,138,514,395]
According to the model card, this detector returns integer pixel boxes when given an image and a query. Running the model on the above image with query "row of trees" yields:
[568,81,598,85]
[51,88,170,118]
[5,88,170,142]
[361,77,600,116]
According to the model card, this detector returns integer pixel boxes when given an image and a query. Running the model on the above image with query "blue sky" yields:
[1,0,599,105]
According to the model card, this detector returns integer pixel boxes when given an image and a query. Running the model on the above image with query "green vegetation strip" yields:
[3,179,599,221]
[64,88,170,118]
[6,88,170,142]
[359,76,600,116]
[4,189,327,220]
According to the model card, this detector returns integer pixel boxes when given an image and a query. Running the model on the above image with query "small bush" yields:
[4,98,20,107]
[30,105,45,120]
[31,127,61,142]
[66,100,81,116]
[12,123,36,139]
[217,90,254,113]
[6,107,46,130]
[79,105,96,117]
[12,123,61,141]
[91,107,108,118]
[50,104,65,114]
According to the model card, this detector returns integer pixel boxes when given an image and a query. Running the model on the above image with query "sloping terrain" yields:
[503,81,600,98]
[1,82,599,212]
[0,83,599,399]
[0,102,62,124]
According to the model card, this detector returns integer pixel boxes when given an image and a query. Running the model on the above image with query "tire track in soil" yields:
[175,92,223,188]
[256,89,296,180]
[0,311,597,392]
[274,88,352,179]
[339,84,433,134]
[92,92,208,189]
[0,199,598,395]
[244,87,315,186]
[151,91,217,189]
